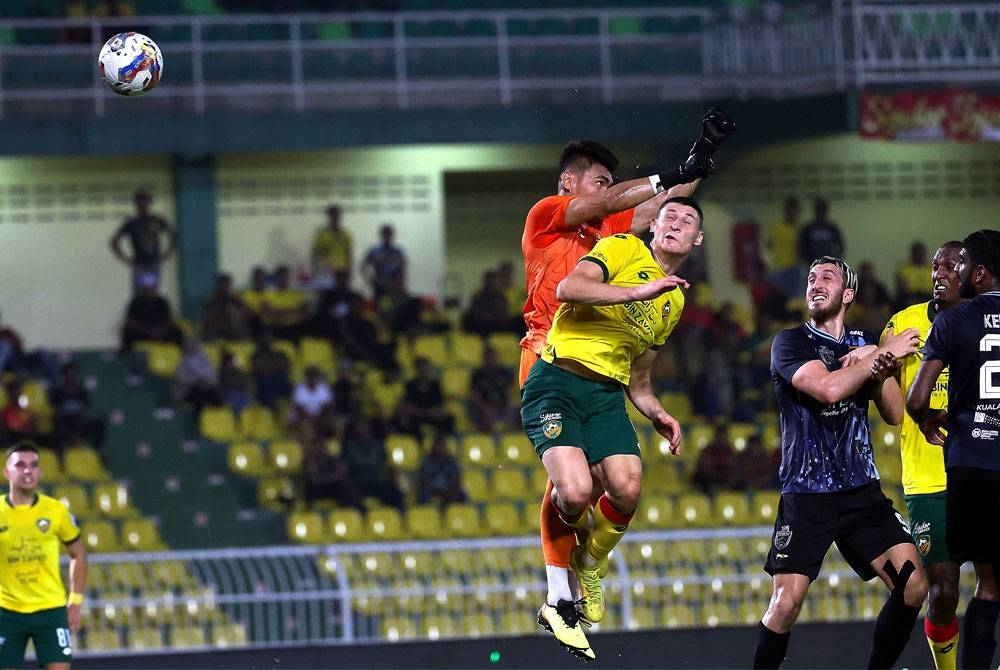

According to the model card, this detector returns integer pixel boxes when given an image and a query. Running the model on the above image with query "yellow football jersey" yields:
[542,234,685,385]
[0,494,81,613]
[881,301,949,495]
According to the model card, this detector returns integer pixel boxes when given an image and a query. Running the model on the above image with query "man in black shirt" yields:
[110,190,177,294]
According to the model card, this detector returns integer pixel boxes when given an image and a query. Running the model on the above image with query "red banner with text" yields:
[859,90,1000,142]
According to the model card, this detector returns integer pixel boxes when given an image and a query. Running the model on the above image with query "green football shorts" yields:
[0,605,73,667]
[520,360,640,463]
[905,492,950,566]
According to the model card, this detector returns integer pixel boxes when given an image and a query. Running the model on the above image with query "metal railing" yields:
[0,2,997,119]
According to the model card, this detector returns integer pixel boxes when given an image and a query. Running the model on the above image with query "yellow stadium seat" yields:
[676,492,715,527]
[465,612,498,638]
[440,367,471,400]
[405,504,445,539]
[141,342,182,378]
[222,340,255,372]
[269,440,303,473]
[714,491,751,525]
[636,494,677,529]
[364,377,405,417]
[92,482,133,518]
[484,501,521,537]
[750,490,779,525]
[486,333,521,366]
[366,506,405,541]
[411,334,449,366]
[458,433,498,468]
[422,613,460,640]
[84,629,121,652]
[37,447,65,483]
[626,605,657,630]
[444,503,484,537]
[63,446,108,482]
[227,442,269,477]
[198,406,240,443]
[491,468,528,502]
[385,434,422,472]
[127,627,164,651]
[496,432,536,467]
[382,615,419,641]
[327,508,365,542]
[150,560,196,590]
[239,405,279,441]
[686,422,716,450]
[450,332,484,367]
[462,469,490,502]
[82,519,122,553]
[287,510,326,543]
[53,483,92,518]
[444,399,475,433]
[121,519,166,551]
[171,625,207,648]
[658,391,693,424]
[298,337,336,374]
[257,476,295,510]
[727,422,759,451]
[212,623,247,648]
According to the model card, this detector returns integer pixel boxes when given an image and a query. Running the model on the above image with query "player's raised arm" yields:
[556,257,688,307]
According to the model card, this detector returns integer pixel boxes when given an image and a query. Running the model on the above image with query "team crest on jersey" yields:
[543,420,563,439]
[36,518,50,533]
[917,535,931,556]
[662,302,671,318]
[817,345,835,366]
[774,525,793,550]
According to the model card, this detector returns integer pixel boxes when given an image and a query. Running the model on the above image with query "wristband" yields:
[648,175,664,194]
[68,592,84,606]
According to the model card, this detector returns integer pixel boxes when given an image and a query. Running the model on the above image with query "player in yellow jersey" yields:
[881,241,988,670]
[521,196,702,659]
[0,444,87,670]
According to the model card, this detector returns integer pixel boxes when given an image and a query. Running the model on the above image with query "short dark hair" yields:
[558,140,619,175]
[963,230,1000,278]
[4,443,38,461]
[809,256,858,292]
[659,196,704,227]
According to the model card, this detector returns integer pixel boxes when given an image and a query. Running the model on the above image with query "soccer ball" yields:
[98,32,163,97]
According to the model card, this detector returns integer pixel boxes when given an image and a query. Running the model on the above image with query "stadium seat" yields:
[227,441,269,477]
[382,615,419,641]
[53,483,92,518]
[365,376,405,417]
[458,433,498,467]
[385,434,422,472]
[127,627,165,651]
[676,493,715,527]
[298,337,336,374]
[625,604,657,630]
[450,332,484,367]
[239,405,280,441]
[121,519,166,551]
[366,506,405,541]
[37,447,65,483]
[440,366,471,400]
[714,491,751,526]
[198,406,240,443]
[327,508,365,542]
[212,622,248,648]
[422,613,460,640]
[223,340,256,372]
[491,468,528,502]
[727,422,759,450]
[486,333,521,367]
[287,510,326,543]
[636,494,677,529]
[171,625,207,648]
[139,342,182,378]
[63,446,108,482]
[462,469,490,502]
[658,391,693,424]
[397,550,436,579]
[484,501,521,536]
[257,476,294,511]
[356,551,395,580]
[405,504,445,539]
[750,490,779,525]
[83,629,121,652]
[82,519,122,553]
[92,482,133,518]
[444,503,484,537]
[465,611,498,638]
[496,432,536,466]
[268,439,303,473]
[411,334,449,366]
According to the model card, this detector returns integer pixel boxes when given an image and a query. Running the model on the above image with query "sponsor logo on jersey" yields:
[913,521,931,535]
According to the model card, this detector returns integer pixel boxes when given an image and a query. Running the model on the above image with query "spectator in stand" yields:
[747,259,793,322]
[110,190,177,295]
[312,269,363,342]
[689,349,738,420]
[375,274,425,339]
[462,269,521,337]
[797,197,844,267]
[330,360,361,423]
[692,424,738,494]
[894,240,928,309]
[395,357,455,439]
[0,311,59,386]
[201,273,251,342]
[361,224,406,297]
[173,339,222,418]
[262,265,310,342]
[468,345,519,433]
[291,365,334,439]
[302,436,363,510]
[242,266,270,337]
[337,294,398,373]
[250,329,292,410]
[340,416,405,510]
[120,274,184,354]
[732,434,780,490]
[765,196,803,297]
[853,261,895,335]
[416,433,468,506]
[217,353,252,416]
[0,379,40,446]
[50,362,106,453]
[496,260,526,326]
[311,205,353,279]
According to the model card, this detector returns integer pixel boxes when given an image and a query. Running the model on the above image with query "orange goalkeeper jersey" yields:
[519,195,634,354]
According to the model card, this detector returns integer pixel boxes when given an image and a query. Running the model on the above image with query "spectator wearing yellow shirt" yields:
[262,265,310,341]
[241,266,269,337]
[895,241,928,309]
[764,196,801,296]
[311,205,353,279]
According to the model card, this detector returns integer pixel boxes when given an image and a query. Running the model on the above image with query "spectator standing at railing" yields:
[110,190,177,296]
[764,196,803,297]
[0,443,88,669]
[311,205,353,280]
[796,197,844,268]
[361,224,406,298]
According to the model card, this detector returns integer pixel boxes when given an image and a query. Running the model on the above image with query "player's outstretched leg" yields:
[867,560,924,669]
[571,493,632,622]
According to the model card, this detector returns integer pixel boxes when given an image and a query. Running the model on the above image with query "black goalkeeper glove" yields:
[689,107,737,157]
[657,151,717,190]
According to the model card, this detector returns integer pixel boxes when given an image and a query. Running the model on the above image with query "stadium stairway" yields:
[73,351,280,549]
